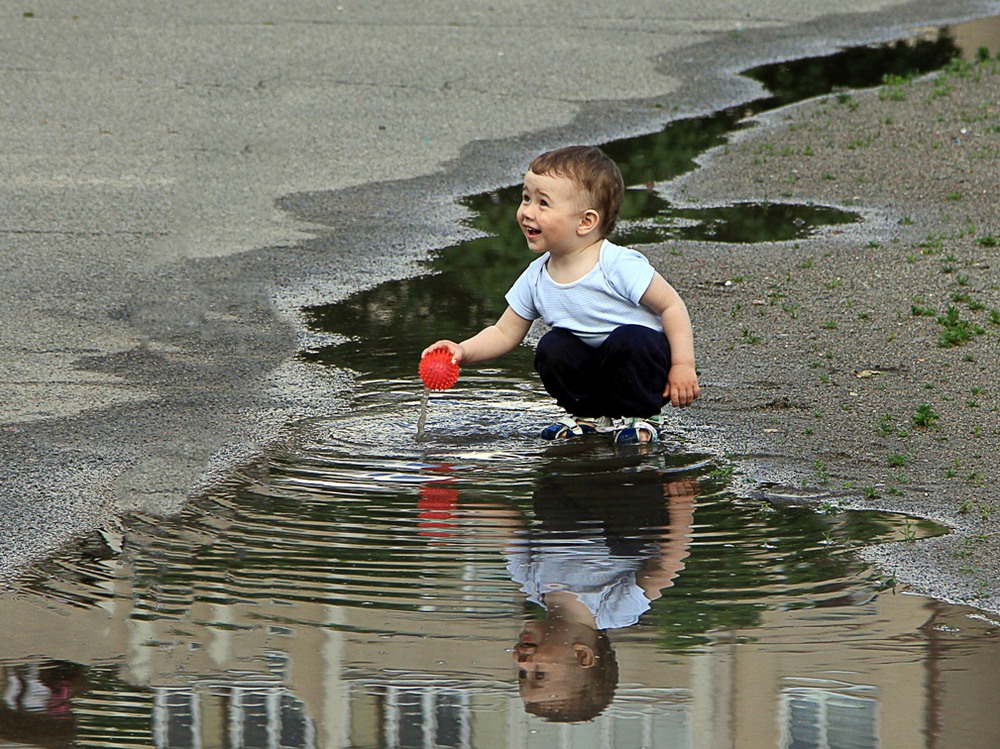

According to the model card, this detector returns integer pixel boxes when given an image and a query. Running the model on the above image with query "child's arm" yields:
[423,306,533,365]
[640,272,700,408]
[636,477,697,600]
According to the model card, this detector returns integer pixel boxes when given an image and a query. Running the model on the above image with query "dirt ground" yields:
[646,56,1000,611]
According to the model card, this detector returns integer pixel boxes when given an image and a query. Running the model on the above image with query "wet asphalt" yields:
[1,0,996,579]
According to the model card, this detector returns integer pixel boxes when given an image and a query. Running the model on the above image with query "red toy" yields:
[419,348,460,390]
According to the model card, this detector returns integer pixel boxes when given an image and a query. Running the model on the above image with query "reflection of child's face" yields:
[512,620,595,705]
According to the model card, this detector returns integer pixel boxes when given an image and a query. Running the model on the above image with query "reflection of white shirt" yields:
[505,240,662,347]
[4,665,51,712]
[505,537,655,630]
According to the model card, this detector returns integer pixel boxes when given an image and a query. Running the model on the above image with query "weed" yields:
[937,306,984,347]
[887,453,907,467]
[911,304,936,317]
[879,76,909,101]
[976,235,998,247]
[708,465,735,481]
[912,404,939,428]
[878,413,898,436]
[813,459,830,484]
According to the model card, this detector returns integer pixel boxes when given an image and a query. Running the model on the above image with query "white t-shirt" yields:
[505,537,654,630]
[504,239,663,347]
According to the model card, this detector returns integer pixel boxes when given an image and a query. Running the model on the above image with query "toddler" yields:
[423,145,699,443]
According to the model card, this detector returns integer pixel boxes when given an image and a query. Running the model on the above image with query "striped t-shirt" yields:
[505,239,663,347]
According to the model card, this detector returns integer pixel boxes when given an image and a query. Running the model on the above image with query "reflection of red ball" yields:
[419,348,460,390]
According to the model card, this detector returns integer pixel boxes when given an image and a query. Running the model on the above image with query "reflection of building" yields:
[3,451,1000,749]
[4,575,1000,748]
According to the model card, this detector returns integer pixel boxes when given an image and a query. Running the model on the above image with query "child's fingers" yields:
[666,381,700,408]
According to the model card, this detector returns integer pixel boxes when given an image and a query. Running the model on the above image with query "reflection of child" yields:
[508,473,697,722]
[423,145,699,444]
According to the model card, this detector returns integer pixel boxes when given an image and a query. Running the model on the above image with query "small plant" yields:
[976,235,998,247]
[887,453,907,467]
[912,404,939,429]
[708,465,735,481]
[937,306,984,347]
[813,459,830,484]
[878,413,898,436]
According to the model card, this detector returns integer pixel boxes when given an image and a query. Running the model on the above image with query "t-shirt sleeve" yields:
[606,246,656,305]
[504,257,543,321]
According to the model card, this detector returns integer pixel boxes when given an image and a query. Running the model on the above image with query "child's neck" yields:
[545,237,604,284]
[543,590,598,628]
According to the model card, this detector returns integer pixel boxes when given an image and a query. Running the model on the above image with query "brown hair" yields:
[528,145,625,237]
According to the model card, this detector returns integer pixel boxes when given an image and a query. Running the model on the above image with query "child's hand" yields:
[422,340,463,364]
[664,364,700,408]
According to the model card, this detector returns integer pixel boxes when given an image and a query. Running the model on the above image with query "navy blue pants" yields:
[534,325,671,418]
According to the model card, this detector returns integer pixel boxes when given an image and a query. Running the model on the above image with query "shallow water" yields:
[3,16,1000,749]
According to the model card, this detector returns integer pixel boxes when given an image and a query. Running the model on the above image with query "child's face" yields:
[512,620,596,705]
[517,170,596,255]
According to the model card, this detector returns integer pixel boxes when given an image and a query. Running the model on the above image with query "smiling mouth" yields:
[523,226,541,239]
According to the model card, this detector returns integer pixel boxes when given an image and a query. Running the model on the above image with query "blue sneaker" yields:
[613,416,664,444]
[541,415,614,440]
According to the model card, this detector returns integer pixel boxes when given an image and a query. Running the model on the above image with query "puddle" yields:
[2,419,998,748]
[4,15,1000,749]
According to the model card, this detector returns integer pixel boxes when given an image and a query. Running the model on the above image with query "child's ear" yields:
[572,643,596,668]
[577,209,600,236]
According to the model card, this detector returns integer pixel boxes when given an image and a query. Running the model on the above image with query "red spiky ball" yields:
[419,348,460,390]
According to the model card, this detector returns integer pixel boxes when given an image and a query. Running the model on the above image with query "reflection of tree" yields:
[746,34,960,107]
[649,487,910,651]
